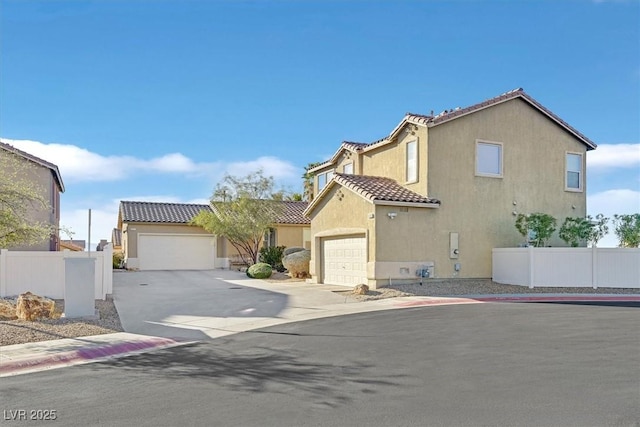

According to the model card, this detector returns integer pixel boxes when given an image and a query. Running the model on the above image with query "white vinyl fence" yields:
[0,244,113,300]
[493,247,640,289]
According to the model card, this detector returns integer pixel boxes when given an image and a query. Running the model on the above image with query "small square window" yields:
[476,140,503,177]
[343,163,353,174]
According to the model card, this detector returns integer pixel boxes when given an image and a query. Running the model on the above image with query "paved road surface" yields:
[2,302,639,426]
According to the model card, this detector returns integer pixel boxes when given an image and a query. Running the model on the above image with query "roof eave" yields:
[372,200,440,208]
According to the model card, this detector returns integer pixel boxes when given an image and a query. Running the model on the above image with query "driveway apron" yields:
[113,270,289,341]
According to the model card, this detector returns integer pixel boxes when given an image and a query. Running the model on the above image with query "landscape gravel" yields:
[1,278,638,346]
[0,296,124,346]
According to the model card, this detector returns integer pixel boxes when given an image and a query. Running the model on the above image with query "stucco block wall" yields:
[425,98,588,278]
[275,225,310,249]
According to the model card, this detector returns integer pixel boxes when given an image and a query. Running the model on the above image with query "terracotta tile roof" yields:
[334,173,440,205]
[310,138,389,172]
[0,140,65,192]
[275,201,311,224]
[112,228,122,247]
[120,201,211,223]
[121,200,309,225]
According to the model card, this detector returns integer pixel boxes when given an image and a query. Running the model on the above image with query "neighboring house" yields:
[304,88,596,288]
[0,140,65,251]
[111,228,122,253]
[60,240,86,251]
[117,200,310,270]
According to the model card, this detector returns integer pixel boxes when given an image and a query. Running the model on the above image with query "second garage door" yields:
[138,234,216,270]
[322,235,367,286]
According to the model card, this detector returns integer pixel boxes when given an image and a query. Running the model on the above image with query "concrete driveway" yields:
[113,269,291,341]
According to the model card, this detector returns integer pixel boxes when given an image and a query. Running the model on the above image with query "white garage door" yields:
[138,234,216,270]
[322,235,367,286]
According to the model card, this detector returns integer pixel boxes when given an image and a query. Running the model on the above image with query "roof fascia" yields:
[385,116,428,144]
[372,200,440,208]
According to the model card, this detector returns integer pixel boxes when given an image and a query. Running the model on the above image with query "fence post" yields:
[0,249,7,297]
[591,246,598,289]
[104,244,113,298]
[528,246,534,288]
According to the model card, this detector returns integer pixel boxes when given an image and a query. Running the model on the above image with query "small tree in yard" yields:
[559,216,593,247]
[191,170,283,266]
[0,150,52,248]
[587,214,609,247]
[515,213,557,247]
[612,213,640,248]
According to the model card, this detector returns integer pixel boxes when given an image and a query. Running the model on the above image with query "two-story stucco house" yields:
[0,140,65,251]
[303,88,596,288]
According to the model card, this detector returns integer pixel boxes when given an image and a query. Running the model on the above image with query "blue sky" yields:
[1,0,638,248]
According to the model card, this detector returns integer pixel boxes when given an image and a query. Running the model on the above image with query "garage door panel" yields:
[139,234,216,270]
[322,235,366,286]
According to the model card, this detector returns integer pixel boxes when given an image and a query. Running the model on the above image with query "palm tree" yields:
[302,162,320,202]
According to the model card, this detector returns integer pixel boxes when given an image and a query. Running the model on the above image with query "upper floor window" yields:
[476,140,503,178]
[565,152,583,192]
[406,140,417,183]
[317,169,334,191]
[343,163,353,174]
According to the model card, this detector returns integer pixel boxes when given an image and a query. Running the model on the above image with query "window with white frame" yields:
[565,152,583,191]
[406,140,417,183]
[343,163,353,174]
[476,140,503,177]
[317,169,334,191]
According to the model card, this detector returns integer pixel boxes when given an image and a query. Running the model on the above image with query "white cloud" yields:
[587,188,640,247]
[225,156,300,180]
[587,143,640,170]
[0,138,218,182]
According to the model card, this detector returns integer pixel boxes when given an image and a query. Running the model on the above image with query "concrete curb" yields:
[0,334,194,377]
[392,294,640,308]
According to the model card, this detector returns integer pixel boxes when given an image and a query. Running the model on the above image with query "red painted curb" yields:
[0,337,180,376]
[394,295,640,308]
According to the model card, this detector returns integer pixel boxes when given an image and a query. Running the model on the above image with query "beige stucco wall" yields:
[307,184,374,283]
[359,126,429,196]
[425,98,588,278]
[275,224,310,249]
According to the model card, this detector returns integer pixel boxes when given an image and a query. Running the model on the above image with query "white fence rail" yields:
[0,245,113,300]
[493,247,640,289]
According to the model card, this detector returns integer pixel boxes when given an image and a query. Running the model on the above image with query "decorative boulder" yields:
[353,284,369,295]
[283,247,306,257]
[283,249,311,278]
[0,299,18,320]
[16,292,55,321]
[247,263,273,279]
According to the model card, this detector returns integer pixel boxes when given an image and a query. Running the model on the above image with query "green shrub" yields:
[247,262,273,279]
[259,245,286,272]
[613,213,640,248]
[112,252,124,269]
[515,213,557,247]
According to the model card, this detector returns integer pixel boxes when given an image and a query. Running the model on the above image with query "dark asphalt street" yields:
[2,302,639,427]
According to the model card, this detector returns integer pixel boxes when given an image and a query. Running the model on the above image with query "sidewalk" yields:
[2,274,639,377]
